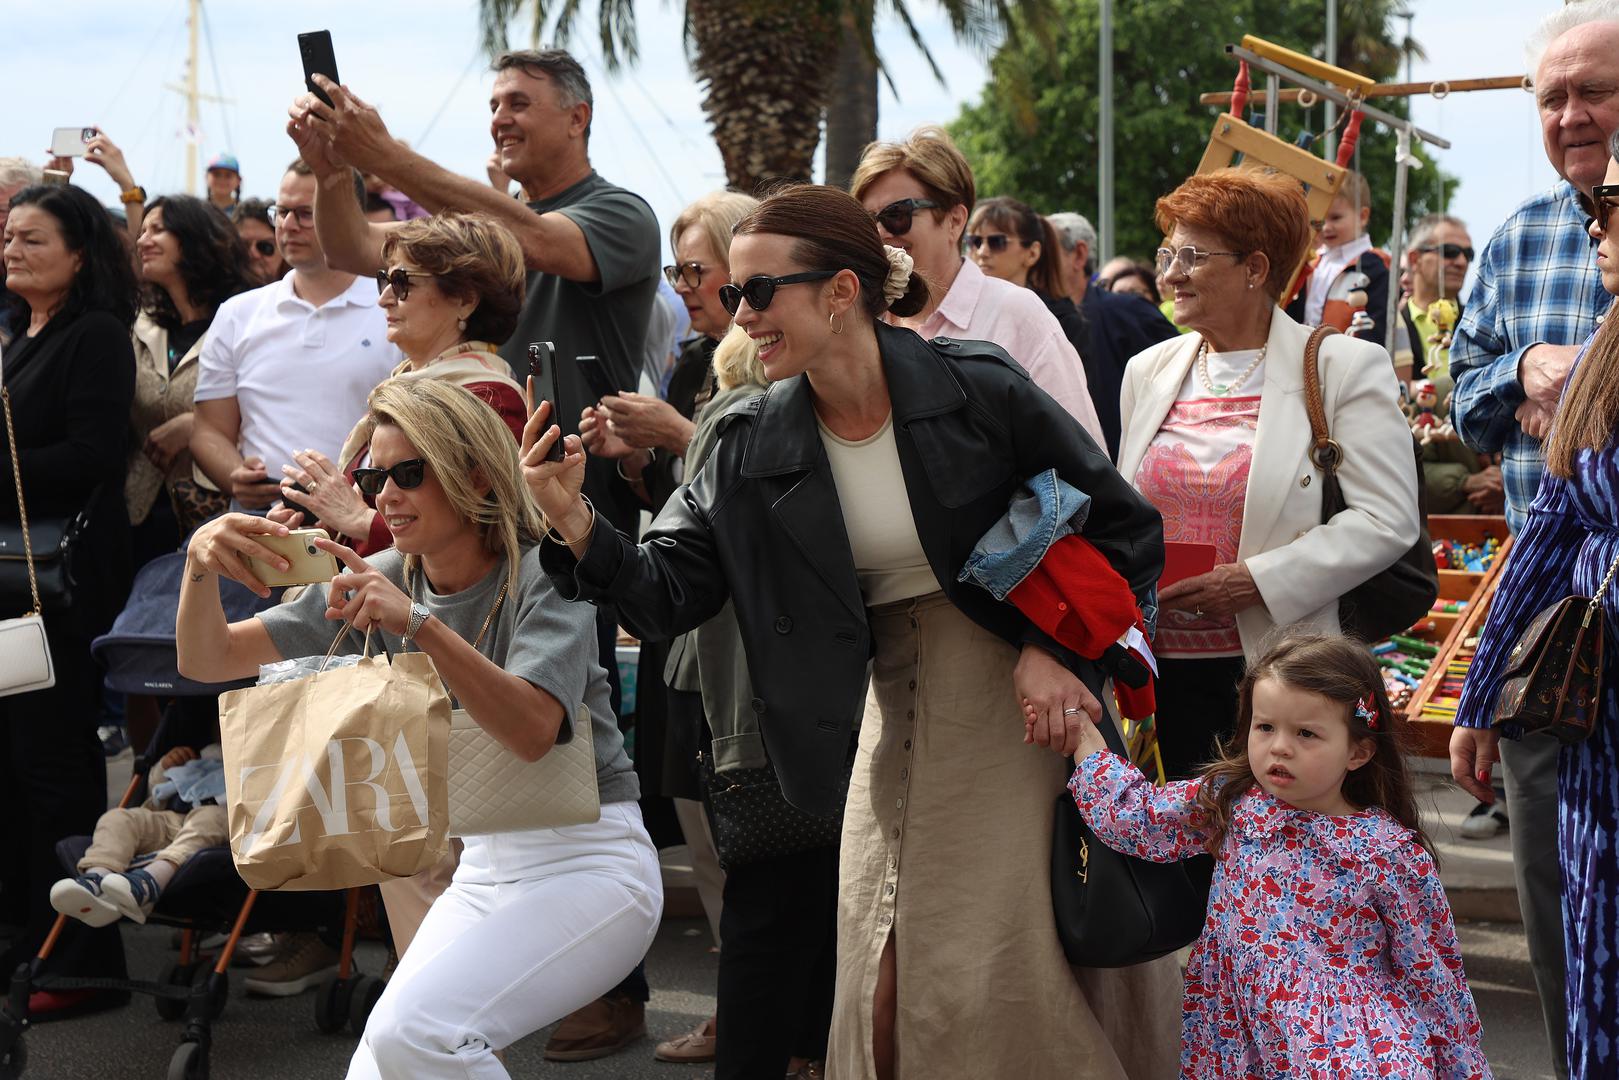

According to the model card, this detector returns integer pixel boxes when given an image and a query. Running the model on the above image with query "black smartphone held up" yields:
[528,341,565,463]
[298,30,340,108]
[281,481,316,522]
[575,355,619,404]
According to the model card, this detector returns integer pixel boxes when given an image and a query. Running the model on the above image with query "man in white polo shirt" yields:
[191,158,400,511]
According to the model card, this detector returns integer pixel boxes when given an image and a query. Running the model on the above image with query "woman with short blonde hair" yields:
[178,377,659,1080]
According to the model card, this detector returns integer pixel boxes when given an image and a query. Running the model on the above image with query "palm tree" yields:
[477,0,1051,193]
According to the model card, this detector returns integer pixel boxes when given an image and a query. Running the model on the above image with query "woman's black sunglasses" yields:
[375,268,435,302]
[966,233,1013,253]
[351,458,427,496]
[1593,184,1619,235]
[251,239,277,258]
[718,271,838,316]
[871,198,940,236]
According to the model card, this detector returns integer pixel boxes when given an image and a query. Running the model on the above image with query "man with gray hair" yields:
[1447,4,1619,1077]
[288,47,661,1062]
[0,157,44,344]
[1046,210,1177,456]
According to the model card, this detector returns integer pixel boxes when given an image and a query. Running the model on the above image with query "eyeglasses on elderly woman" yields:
[1154,245,1247,278]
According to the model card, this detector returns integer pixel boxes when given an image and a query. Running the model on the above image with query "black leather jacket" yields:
[543,322,1163,813]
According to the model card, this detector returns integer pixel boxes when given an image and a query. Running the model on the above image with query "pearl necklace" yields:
[1196,340,1267,396]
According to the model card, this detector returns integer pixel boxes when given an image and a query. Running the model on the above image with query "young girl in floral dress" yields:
[1061,634,1490,1078]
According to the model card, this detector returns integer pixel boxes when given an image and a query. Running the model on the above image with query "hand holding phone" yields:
[244,528,339,587]
[527,342,565,463]
[298,31,341,108]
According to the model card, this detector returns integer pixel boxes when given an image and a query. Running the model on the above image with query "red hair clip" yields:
[1354,692,1379,730]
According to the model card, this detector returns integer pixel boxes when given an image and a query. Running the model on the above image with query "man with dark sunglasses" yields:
[849,126,1103,445]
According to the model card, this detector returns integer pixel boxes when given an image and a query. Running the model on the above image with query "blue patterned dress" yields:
[1454,362,1619,1077]
[1070,752,1490,1078]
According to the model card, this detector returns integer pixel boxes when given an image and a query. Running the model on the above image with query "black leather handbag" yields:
[0,506,92,611]
[1302,326,1439,642]
[1492,551,1619,744]
[699,749,848,872]
[1051,716,1208,968]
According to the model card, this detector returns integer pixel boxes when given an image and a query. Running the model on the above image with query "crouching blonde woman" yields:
[176,378,660,1079]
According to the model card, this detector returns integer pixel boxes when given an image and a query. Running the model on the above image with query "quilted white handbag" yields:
[447,703,601,836]
[0,353,54,698]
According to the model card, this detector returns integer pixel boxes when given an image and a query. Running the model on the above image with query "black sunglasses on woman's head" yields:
[870,198,940,237]
[351,458,427,496]
[718,271,839,316]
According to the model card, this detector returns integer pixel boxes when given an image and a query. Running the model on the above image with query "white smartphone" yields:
[49,127,97,158]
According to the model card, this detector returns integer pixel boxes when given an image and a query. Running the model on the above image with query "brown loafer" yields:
[655,1016,717,1063]
[544,993,647,1061]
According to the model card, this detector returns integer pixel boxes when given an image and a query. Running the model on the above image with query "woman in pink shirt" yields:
[850,126,1106,447]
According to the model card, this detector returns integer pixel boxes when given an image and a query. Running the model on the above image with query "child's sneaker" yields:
[49,874,120,927]
[100,868,163,924]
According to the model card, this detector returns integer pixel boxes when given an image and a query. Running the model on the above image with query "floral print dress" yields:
[1069,751,1490,1079]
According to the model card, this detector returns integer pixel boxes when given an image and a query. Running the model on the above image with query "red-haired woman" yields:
[1115,167,1421,780]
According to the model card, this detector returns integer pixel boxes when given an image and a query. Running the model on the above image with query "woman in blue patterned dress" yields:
[1450,144,1619,1079]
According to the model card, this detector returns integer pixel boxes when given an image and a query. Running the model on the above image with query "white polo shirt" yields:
[194,273,402,495]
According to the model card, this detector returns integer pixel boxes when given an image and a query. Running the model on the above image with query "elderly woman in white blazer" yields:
[1116,168,1419,780]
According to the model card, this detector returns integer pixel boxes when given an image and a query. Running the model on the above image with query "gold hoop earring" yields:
[829,310,844,335]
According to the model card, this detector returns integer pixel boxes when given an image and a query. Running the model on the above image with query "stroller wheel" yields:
[347,974,385,1037]
[166,1041,206,1080]
[156,962,196,1021]
[314,975,354,1035]
[0,1034,25,1080]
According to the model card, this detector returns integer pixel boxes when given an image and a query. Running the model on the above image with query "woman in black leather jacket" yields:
[523,185,1176,1080]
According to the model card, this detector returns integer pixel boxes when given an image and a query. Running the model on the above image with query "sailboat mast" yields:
[185,0,200,195]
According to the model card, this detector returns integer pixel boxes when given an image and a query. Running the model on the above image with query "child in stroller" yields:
[49,742,227,927]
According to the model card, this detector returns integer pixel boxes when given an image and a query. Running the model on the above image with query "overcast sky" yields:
[3,0,1565,266]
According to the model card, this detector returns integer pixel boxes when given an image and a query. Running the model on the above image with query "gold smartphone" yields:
[244,528,339,587]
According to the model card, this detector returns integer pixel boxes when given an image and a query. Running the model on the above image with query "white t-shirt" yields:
[194,274,402,499]
[818,413,940,606]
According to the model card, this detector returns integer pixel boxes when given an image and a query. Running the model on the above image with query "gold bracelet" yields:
[615,451,652,484]
[544,496,595,546]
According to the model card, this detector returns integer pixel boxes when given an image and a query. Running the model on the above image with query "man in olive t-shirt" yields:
[291,48,659,537]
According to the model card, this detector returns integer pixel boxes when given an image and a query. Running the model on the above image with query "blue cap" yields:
[206,153,240,174]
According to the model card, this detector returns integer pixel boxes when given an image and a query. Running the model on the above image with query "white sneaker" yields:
[1459,804,1509,840]
[49,875,120,927]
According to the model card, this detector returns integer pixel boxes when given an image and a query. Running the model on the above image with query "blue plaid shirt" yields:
[1450,181,1608,533]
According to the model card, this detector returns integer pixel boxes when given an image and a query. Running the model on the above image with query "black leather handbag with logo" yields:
[1051,715,1207,968]
[1492,552,1619,744]
[1301,326,1439,642]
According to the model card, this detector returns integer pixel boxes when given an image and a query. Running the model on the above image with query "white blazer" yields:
[1116,308,1420,660]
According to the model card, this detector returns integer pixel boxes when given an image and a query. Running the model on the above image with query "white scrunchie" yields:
[881,245,914,307]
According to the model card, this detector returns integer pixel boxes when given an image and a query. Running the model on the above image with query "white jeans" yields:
[346,802,663,1079]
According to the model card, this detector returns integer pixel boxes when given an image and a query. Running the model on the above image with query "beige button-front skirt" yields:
[826,592,1182,1080]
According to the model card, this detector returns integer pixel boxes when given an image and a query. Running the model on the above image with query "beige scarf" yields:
[336,342,525,470]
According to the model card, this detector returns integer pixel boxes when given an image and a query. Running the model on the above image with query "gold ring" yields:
[307,481,319,494]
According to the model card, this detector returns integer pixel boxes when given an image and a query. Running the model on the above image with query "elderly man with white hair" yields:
[1447,3,1619,1077]
[1047,211,1177,456]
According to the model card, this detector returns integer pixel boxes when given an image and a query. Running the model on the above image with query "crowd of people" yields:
[4,1,1619,1077]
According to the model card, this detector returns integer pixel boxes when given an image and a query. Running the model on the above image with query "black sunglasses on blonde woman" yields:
[870,197,940,236]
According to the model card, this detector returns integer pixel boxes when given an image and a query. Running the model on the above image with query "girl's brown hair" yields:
[1190,634,1436,861]
[733,184,929,318]
[968,196,1067,298]
[1546,131,1619,479]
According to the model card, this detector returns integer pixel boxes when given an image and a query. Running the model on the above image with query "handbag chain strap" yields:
[0,382,43,618]
[406,567,509,655]
[1590,550,1619,612]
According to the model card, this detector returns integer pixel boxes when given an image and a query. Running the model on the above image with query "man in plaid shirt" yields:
[1447,10,1619,1079]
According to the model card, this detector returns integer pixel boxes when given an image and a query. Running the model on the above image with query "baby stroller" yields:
[0,555,385,1080]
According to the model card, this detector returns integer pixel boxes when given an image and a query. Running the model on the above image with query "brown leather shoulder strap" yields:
[1301,325,1342,473]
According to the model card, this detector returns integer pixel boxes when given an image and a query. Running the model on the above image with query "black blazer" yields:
[544,322,1164,813]
[0,310,136,635]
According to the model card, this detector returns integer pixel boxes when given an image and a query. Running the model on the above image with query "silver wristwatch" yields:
[403,602,431,644]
